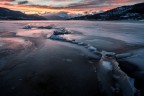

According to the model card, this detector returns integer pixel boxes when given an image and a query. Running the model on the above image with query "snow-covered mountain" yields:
[41,11,83,20]
[0,7,46,20]
[71,2,144,20]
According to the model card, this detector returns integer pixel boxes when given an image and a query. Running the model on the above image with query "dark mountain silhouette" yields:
[0,7,46,20]
[70,2,144,20]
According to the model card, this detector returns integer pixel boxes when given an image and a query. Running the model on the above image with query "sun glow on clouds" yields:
[11,0,82,7]
[0,0,144,15]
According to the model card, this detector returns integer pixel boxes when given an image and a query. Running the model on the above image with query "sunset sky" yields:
[0,0,144,15]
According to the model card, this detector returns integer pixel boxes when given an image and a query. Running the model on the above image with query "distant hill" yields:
[0,7,46,20]
[70,2,144,20]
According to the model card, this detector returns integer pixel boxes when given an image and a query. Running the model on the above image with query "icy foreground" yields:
[48,27,140,96]
[0,21,144,96]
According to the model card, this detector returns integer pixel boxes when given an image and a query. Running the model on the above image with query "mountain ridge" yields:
[0,7,46,20]
[70,2,144,20]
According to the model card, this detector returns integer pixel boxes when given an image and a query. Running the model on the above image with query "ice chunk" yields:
[49,35,67,41]
[101,51,116,58]
[84,44,91,48]
[23,25,32,29]
[102,61,112,70]
[77,42,87,46]
[87,46,97,52]
[71,40,79,44]
[53,28,71,35]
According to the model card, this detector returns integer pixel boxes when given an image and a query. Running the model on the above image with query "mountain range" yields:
[70,2,144,20]
[0,2,144,20]
[0,7,46,20]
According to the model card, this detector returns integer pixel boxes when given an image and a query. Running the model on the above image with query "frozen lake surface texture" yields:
[0,20,144,96]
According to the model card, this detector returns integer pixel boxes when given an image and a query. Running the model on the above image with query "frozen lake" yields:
[0,20,144,96]
[1,20,144,52]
